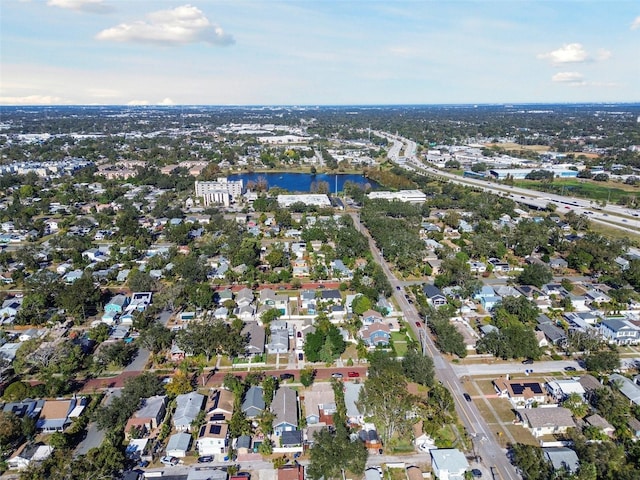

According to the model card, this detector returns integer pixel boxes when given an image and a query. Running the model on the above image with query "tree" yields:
[165,371,193,397]
[402,348,435,387]
[300,367,316,387]
[563,392,588,418]
[307,427,368,480]
[260,308,281,326]
[176,317,246,362]
[518,263,552,288]
[351,295,372,316]
[262,376,278,407]
[0,412,22,455]
[138,322,173,353]
[510,443,553,480]
[2,381,30,402]
[358,353,416,445]
[584,349,620,373]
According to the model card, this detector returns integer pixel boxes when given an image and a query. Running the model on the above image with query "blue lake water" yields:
[227,172,378,193]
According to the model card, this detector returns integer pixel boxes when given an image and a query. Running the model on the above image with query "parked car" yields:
[522,359,534,365]
[564,366,577,372]
[415,322,421,328]
[463,393,472,402]
[331,372,343,378]
[348,371,360,378]
[160,456,179,466]
[471,468,483,478]
[280,373,294,380]
[198,456,214,463]
[298,353,303,360]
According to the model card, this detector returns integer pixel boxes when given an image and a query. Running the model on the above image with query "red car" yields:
[347,371,360,378]
[415,322,421,328]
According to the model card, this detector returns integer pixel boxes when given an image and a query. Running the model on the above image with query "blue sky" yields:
[1,0,639,105]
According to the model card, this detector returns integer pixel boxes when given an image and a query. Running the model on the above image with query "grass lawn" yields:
[512,178,639,203]
[505,424,538,446]
[385,467,408,480]
[391,331,408,342]
[393,341,408,357]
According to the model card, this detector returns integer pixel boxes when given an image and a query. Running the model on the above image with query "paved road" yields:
[452,359,583,377]
[351,212,520,479]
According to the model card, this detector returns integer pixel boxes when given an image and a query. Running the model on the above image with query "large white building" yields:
[367,189,427,204]
[195,178,243,207]
[277,194,331,208]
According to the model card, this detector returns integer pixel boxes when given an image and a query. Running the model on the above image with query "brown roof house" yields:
[36,398,81,433]
[517,407,576,438]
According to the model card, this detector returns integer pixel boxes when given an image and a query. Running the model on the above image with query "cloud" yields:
[632,16,640,30]
[552,72,584,83]
[158,98,175,105]
[0,95,64,105]
[127,99,150,106]
[594,48,612,61]
[537,43,589,65]
[47,0,114,14]
[95,4,234,46]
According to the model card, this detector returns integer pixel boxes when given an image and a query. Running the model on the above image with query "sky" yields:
[1,0,639,106]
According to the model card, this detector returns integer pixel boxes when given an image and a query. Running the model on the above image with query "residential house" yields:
[63,269,83,284]
[281,430,303,448]
[272,387,298,436]
[3,399,42,418]
[105,294,130,315]
[493,285,521,298]
[358,424,382,452]
[124,395,167,438]
[599,319,640,345]
[242,322,265,356]
[344,382,364,425]
[361,309,383,326]
[546,379,585,402]
[628,418,640,440]
[364,468,382,480]
[549,258,569,270]
[517,407,576,437]
[609,374,640,405]
[236,288,254,307]
[196,423,228,456]
[585,289,611,305]
[584,414,615,437]
[423,284,446,308]
[267,328,289,354]
[36,398,79,433]
[331,259,352,279]
[277,464,304,480]
[7,443,53,470]
[234,304,256,322]
[213,307,229,320]
[474,286,501,311]
[543,447,580,474]
[488,258,510,272]
[320,289,342,305]
[536,316,567,346]
[166,432,192,458]
[304,382,336,426]
[173,391,205,432]
[241,386,265,419]
[207,389,235,420]
[300,290,316,313]
[0,297,22,322]
[493,378,547,408]
[430,449,469,480]
[359,322,391,347]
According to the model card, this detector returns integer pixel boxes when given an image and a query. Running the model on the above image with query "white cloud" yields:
[552,72,584,83]
[95,4,234,46]
[158,98,175,105]
[538,43,589,65]
[0,95,64,105]
[47,0,114,14]
[127,99,150,106]
[595,48,612,61]
[632,16,640,30]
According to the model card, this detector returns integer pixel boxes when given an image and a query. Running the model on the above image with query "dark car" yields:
[522,359,534,365]
[280,373,294,381]
[235,474,251,478]
[415,322,422,328]
[396,286,401,291]
[348,371,360,378]
[471,468,483,478]
[463,393,472,402]
[564,366,577,372]
[298,352,303,360]
[198,456,214,463]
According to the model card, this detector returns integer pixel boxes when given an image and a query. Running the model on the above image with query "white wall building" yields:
[195,178,243,207]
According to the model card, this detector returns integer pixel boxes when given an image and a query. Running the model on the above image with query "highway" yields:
[378,132,640,235]
[350,212,520,480]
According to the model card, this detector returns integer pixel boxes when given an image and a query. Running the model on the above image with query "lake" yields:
[227,172,378,193]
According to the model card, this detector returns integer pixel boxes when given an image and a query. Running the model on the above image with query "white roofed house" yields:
[166,432,192,458]
[546,379,585,402]
[7,443,53,470]
[430,449,469,480]
[173,391,205,432]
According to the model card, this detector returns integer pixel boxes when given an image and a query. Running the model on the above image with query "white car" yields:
[160,456,179,466]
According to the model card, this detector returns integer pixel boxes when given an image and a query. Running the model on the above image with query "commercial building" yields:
[276,194,331,208]
[367,190,427,204]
